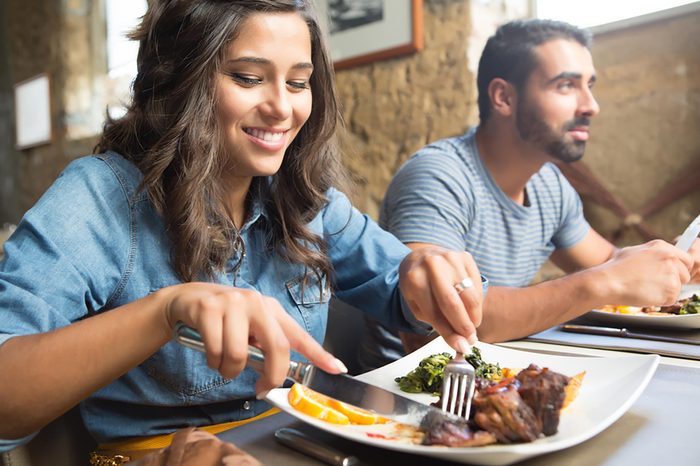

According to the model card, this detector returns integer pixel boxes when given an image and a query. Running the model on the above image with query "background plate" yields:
[586,284,700,330]
[266,338,658,465]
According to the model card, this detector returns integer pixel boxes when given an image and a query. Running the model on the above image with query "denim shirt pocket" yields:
[285,273,331,340]
[143,343,233,401]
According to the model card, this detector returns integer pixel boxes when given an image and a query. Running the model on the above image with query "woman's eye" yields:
[288,80,310,90]
[231,74,262,86]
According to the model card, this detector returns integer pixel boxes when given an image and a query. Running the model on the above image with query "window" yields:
[535,0,699,30]
[105,0,147,118]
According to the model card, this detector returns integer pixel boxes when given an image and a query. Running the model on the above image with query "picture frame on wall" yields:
[316,0,424,70]
[14,73,52,150]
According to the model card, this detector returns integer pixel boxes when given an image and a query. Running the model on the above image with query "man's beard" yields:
[515,99,590,163]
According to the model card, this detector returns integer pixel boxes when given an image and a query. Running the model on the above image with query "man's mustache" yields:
[564,117,591,130]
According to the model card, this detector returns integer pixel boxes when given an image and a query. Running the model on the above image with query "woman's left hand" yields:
[399,245,483,353]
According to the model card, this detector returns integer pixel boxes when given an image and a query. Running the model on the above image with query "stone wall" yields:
[583,10,700,244]
[0,0,101,225]
[0,0,697,243]
[335,1,700,241]
[336,0,528,217]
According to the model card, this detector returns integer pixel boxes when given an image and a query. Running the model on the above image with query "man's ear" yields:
[488,78,516,117]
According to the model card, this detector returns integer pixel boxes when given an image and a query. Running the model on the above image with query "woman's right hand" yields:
[158,283,345,395]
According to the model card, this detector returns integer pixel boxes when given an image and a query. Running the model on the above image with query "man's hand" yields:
[398,246,483,353]
[600,239,693,306]
[686,238,700,282]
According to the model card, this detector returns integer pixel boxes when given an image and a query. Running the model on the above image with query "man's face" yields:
[515,38,600,163]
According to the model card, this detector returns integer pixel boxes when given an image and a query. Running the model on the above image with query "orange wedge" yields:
[326,398,389,425]
[562,371,586,409]
[288,383,349,425]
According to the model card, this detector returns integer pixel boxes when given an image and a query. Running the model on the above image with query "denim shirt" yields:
[0,152,426,449]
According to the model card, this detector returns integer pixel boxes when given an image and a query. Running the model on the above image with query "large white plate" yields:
[586,284,700,330]
[266,337,659,465]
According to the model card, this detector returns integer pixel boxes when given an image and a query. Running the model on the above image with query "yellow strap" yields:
[98,407,281,451]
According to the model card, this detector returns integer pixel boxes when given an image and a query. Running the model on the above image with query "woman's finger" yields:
[266,297,346,375]
[194,294,226,371]
[246,295,291,393]
[218,303,249,379]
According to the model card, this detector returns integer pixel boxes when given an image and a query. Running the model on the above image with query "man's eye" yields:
[558,81,574,90]
[288,80,310,90]
[231,74,262,86]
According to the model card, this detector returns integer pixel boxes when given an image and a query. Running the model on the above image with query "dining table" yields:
[218,334,700,465]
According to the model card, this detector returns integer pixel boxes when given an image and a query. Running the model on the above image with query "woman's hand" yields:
[398,246,483,354]
[158,283,345,395]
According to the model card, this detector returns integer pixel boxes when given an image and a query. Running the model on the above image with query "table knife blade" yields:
[561,324,700,346]
[174,323,455,427]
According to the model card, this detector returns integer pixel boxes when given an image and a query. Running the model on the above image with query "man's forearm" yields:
[476,268,608,342]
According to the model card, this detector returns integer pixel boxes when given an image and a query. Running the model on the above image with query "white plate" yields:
[586,284,700,330]
[265,337,659,465]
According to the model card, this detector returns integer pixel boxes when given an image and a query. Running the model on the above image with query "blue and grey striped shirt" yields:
[379,127,590,287]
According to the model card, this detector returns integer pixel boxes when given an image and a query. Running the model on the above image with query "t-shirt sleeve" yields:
[549,165,591,250]
[379,148,474,252]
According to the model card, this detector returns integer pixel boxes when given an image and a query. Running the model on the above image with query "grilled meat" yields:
[472,378,541,443]
[516,364,570,435]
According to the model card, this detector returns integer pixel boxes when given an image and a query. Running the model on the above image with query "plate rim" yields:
[265,340,659,464]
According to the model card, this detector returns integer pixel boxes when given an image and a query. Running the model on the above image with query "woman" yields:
[0,0,483,462]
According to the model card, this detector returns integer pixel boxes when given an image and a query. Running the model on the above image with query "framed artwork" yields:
[14,73,52,149]
[316,0,424,70]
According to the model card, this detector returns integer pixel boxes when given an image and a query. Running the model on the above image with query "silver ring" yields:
[454,277,474,294]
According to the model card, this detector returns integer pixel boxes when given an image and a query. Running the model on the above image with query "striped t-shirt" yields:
[379,127,590,287]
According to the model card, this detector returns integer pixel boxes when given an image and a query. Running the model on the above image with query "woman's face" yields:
[216,12,313,179]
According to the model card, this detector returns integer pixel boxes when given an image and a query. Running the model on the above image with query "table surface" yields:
[218,341,700,466]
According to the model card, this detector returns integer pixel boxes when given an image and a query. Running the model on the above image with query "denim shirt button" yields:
[243,400,251,410]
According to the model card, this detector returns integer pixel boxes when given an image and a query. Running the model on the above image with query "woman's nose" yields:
[261,84,293,120]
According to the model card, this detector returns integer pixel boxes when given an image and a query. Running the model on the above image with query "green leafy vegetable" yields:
[394,352,451,394]
[680,294,700,315]
[395,348,504,395]
[464,346,503,380]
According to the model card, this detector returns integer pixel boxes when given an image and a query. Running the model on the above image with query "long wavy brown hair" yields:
[95,0,349,283]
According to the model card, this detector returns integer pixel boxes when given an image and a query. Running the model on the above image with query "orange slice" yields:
[326,398,389,425]
[562,371,586,409]
[288,383,349,425]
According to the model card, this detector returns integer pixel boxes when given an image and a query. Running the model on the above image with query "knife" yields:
[173,323,454,427]
[561,324,700,346]
[676,213,700,252]
[274,427,360,466]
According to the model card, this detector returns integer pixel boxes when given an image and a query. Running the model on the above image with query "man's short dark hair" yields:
[477,19,592,123]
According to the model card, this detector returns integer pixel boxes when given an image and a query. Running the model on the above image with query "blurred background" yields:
[0,0,698,251]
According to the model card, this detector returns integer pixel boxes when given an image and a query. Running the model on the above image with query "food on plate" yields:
[397,349,585,447]
[395,348,504,394]
[562,371,585,409]
[600,294,700,316]
[286,349,586,448]
[287,383,388,425]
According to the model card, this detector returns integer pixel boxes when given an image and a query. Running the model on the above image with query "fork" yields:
[440,352,476,419]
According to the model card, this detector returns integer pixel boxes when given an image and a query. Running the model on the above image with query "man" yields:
[358,18,697,371]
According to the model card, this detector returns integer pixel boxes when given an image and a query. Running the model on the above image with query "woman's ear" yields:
[487,78,516,118]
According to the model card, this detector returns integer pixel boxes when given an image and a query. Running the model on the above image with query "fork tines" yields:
[440,352,476,419]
